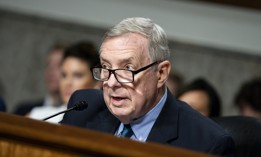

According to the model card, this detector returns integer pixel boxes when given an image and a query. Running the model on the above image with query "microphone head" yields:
[73,101,88,111]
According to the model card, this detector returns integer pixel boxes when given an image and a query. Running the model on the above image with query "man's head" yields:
[166,72,184,97]
[96,17,171,124]
[45,43,66,95]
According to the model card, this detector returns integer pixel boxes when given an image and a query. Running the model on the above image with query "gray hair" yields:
[102,17,170,62]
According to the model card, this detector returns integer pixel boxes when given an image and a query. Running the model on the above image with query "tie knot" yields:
[124,124,131,129]
[120,124,134,138]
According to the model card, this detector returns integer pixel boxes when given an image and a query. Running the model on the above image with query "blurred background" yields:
[0,0,260,116]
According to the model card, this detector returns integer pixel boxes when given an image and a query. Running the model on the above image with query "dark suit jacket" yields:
[61,89,235,156]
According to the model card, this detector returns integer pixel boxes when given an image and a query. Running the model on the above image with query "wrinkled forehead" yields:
[100,33,151,64]
[101,33,148,50]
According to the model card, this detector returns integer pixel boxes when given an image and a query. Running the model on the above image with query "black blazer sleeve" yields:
[209,134,235,157]
[60,89,106,128]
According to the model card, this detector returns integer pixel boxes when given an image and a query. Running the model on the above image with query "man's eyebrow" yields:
[121,57,135,63]
[100,57,135,64]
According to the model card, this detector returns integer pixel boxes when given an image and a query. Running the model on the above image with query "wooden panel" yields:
[0,140,82,157]
[0,113,215,157]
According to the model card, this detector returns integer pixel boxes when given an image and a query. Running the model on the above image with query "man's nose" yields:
[106,73,120,87]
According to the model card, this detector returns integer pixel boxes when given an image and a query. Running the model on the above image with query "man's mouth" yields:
[112,96,125,101]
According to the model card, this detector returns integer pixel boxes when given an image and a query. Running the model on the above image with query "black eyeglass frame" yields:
[91,61,160,83]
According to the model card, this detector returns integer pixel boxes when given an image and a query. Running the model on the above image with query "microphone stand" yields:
[42,107,74,121]
[42,101,88,121]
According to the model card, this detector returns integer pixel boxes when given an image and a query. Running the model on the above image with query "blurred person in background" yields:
[0,97,6,112]
[166,72,184,97]
[13,42,66,115]
[0,80,6,112]
[28,41,101,123]
[234,78,261,119]
[177,78,221,117]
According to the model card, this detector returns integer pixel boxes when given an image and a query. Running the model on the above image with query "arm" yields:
[209,134,235,157]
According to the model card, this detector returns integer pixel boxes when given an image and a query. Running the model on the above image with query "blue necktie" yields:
[120,124,134,138]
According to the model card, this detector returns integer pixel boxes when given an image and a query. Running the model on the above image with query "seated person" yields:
[61,17,235,156]
[177,78,221,117]
[28,41,101,123]
[166,72,184,97]
[13,43,66,115]
[234,78,261,119]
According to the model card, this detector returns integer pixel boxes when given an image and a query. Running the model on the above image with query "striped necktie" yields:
[120,124,134,138]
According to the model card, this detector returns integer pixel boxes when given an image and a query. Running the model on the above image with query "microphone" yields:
[42,101,88,121]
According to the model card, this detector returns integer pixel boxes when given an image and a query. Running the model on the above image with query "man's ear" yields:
[157,60,171,88]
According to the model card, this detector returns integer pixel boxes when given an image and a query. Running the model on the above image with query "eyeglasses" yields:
[91,61,159,83]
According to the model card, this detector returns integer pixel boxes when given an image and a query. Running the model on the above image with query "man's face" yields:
[45,49,63,94]
[100,33,160,124]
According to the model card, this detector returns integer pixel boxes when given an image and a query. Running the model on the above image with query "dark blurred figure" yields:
[13,42,66,115]
[177,78,221,117]
[0,97,6,112]
[0,79,6,112]
[234,78,261,119]
[166,72,184,97]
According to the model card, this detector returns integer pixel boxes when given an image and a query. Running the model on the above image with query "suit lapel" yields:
[85,90,180,142]
[86,109,120,134]
[147,90,179,144]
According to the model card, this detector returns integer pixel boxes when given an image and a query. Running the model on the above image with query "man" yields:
[61,17,235,156]
[13,42,66,115]
[166,72,184,96]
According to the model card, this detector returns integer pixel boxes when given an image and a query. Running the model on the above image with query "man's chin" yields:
[112,111,132,123]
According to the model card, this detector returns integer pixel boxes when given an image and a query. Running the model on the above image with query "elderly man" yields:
[61,17,235,156]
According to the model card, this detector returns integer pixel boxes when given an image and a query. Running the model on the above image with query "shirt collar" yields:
[116,88,167,142]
